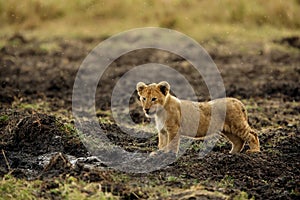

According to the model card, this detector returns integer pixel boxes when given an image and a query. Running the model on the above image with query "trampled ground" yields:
[0,34,299,199]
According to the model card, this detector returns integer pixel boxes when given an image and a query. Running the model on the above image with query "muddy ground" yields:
[0,34,299,199]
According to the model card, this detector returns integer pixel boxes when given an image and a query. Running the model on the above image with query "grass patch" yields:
[43,175,116,200]
[0,174,41,200]
[96,110,113,124]
[217,175,235,188]
[13,101,50,113]
[167,175,179,182]
[17,103,42,110]
[234,191,255,200]
[111,173,130,183]
[0,174,117,200]
[39,42,61,52]
[0,115,9,123]
[60,122,77,135]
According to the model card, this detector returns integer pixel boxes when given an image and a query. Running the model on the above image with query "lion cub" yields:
[136,81,260,155]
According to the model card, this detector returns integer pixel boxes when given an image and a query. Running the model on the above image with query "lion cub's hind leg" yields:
[223,132,245,153]
[235,126,260,153]
[245,129,260,153]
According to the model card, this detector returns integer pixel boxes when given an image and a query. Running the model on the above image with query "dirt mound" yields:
[0,110,86,157]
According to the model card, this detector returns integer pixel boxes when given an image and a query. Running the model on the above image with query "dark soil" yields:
[0,34,299,199]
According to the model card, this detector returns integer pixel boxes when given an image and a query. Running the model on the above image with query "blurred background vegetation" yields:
[0,0,299,42]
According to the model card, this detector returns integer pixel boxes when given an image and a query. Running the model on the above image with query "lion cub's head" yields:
[136,81,170,117]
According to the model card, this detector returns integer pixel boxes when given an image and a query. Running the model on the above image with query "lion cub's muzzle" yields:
[144,107,156,117]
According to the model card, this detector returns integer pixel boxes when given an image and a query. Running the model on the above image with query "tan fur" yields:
[136,81,260,155]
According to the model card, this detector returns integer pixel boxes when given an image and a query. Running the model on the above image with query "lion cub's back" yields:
[208,97,247,119]
[178,97,248,137]
[208,98,248,130]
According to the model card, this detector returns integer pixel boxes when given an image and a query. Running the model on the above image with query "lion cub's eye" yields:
[151,97,157,102]
[142,97,146,101]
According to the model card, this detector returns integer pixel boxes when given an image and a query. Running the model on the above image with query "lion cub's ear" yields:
[157,81,170,96]
[136,82,147,95]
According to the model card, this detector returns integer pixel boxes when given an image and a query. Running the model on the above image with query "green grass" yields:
[0,174,117,200]
[44,176,116,200]
[0,175,40,200]
[17,103,43,110]
[14,101,50,112]
[60,122,77,135]
[217,175,235,188]
[167,175,179,182]
[234,191,255,200]
[0,115,9,123]
[0,0,299,43]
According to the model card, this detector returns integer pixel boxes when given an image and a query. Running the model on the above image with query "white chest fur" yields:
[155,112,166,132]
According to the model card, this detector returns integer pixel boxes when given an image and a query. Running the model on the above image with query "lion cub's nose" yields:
[145,109,150,114]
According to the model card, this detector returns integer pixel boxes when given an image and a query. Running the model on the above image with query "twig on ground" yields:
[2,149,11,171]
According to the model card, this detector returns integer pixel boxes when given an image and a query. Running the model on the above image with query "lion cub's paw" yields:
[149,150,177,158]
[150,150,166,157]
[246,149,260,153]
[149,151,157,157]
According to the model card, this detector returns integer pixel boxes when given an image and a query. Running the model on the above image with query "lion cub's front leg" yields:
[151,126,180,156]
[158,129,168,150]
[149,130,168,156]
[165,125,180,154]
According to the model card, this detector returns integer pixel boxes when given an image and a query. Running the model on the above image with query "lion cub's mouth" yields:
[144,108,156,117]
